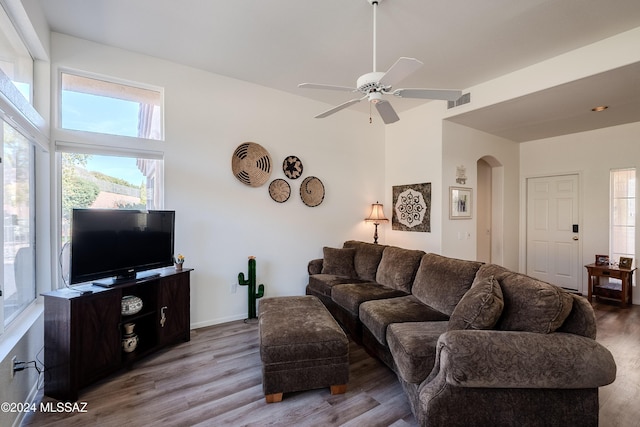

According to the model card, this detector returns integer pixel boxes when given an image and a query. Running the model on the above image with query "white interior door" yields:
[526,174,580,291]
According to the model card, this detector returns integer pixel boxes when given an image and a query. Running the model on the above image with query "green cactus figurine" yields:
[238,256,265,319]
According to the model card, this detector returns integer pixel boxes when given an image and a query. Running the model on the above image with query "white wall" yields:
[49,33,386,327]
[382,102,447,252]
[383,104,520,268]
[441,122,520,268]
[520,122,640,301]
[0,309,43,427]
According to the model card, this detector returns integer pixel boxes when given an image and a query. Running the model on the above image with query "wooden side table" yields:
[585,263,636,307]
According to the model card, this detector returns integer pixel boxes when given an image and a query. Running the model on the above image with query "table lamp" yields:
[365,201,389,244]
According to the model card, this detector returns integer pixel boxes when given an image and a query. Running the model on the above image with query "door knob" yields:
[572,236,579,241]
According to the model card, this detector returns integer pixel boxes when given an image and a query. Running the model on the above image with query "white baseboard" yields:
[190,313,248,329]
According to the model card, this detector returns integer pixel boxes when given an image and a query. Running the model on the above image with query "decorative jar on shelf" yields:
[122,322,139,353]
[121,295,143,316]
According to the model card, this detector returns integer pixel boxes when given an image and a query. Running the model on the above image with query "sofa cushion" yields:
[411,254,483,316]
[557,294,597,339]
[474,263,512,283]
[321,247,357,277]
[448,275,504,331]
[387,322,449,384]
[307,274,369,298]
[343,240,387,281]
[332,283,407,315]
[375,246,426,293]
[307,258,323,275]
[496,271,574,334]
[359,295,449,345]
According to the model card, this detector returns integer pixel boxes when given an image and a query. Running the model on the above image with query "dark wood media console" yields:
[43,267,192,401]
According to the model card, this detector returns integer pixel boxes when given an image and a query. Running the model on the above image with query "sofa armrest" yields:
[308,258,323,275]
[429,330,616,389]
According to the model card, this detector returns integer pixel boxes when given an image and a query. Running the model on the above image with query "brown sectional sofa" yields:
[305,240,616,426]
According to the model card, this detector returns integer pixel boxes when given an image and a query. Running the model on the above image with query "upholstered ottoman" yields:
[258,295,349,403]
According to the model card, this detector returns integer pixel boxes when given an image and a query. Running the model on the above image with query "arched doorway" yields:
[476,156,503,264]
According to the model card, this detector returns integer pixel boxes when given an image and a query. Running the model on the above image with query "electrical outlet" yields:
[230,283,237,294]
[10,356,16,379]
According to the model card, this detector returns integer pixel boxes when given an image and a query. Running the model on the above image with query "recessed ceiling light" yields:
[591,105,609,112]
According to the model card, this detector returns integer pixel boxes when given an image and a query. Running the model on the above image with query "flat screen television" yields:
[70,209,175,286]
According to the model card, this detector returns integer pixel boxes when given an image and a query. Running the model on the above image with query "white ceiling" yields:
[37,0,640,141]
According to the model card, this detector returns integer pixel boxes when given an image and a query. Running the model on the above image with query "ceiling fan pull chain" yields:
[370,102,373,123]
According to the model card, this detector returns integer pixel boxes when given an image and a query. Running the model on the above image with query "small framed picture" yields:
[595,254,610,266]
[619,257,633,269]
[449,187,472,220]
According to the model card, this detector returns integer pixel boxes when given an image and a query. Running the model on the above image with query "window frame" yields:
[0,2,34,104]
[2,120,36,326]
[57,68,165,142]
[610,167,636,270]
[0,67,45,337]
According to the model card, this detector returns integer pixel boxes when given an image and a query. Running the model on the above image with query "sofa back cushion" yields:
[556,294,597,339]
[495,269,574,334]
[412,254,483,316]
[448,275,504,330]
[375,246,425,293]
[343,240,387,281]
[321,247,356,277]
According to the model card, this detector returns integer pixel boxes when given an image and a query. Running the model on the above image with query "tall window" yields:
[610,168,636,269]
[57,72,164,287]
[0,4,37,329]
[2,119,36,326]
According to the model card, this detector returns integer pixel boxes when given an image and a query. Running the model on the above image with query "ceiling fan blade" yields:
[393,88,462,101]
[374,100,400,124]
[299,83,356,92]
[379,57,424,88]
[315,97,365,119]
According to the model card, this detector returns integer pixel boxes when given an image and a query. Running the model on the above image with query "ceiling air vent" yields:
[447,92,471,109]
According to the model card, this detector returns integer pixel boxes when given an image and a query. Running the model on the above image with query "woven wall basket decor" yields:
[283,155,303,179]
[300,176,325,207]
[268,179,291,203]
[231,142,272,187]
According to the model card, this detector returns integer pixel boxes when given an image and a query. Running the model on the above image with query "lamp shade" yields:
[365,202,389,223]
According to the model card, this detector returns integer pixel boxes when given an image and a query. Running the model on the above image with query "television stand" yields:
[43,267,191,401]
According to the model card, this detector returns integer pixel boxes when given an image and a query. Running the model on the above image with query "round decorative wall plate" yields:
[282,155,303,179]
[268,179,291,203]
[231,142,272,187]
[300,176,325,207]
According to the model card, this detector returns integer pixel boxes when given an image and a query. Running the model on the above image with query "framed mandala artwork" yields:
[392,183,431,232]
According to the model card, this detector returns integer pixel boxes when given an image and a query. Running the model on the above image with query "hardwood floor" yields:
[22,301,639,427]
[593,301,640,427]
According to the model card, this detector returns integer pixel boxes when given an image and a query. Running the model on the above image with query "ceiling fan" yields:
[299,0,462,124]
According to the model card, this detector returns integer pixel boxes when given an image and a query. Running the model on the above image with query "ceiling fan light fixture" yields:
[591,105,608,112]
[368,91,383,104]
